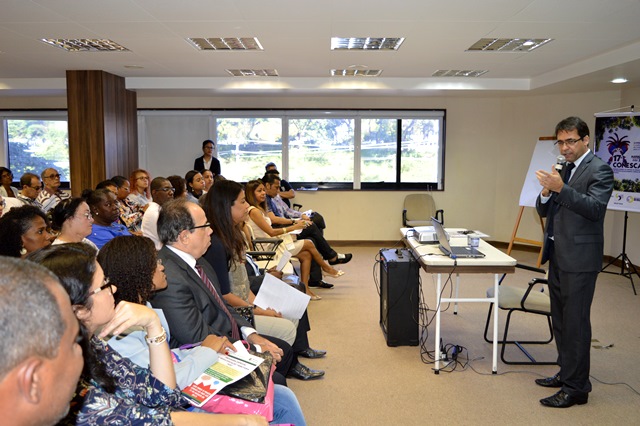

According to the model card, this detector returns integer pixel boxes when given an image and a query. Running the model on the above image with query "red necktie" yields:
[195,264,241,341]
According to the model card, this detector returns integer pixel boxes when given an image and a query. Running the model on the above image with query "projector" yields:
[413,226,438,244]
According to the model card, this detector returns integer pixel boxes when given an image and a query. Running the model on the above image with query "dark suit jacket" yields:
[150,245,252,348]
[536,151,614,272]
[194,155,221,176]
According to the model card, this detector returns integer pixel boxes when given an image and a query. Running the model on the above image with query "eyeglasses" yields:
[156,187,175,193]
[30,185,42,190]
[189,222,210,231]
[77,212,93,220]
[1,173,13,178]
[157,259,163,266]
[554,137,584,147]
[0,199,5,208]
[136,176,149,181]
[90,278,115,296]
[45,173,61,179]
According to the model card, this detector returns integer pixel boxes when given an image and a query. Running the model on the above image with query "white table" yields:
[401,228,517,374]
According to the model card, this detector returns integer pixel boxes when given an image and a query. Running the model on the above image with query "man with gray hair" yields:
[0,257,83,425]
[17,172,43,208]
[36,168,70,213]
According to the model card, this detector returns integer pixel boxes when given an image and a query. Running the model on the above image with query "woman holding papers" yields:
[28,242,269,426]
[202,180,327,362]
[244,179,344,299]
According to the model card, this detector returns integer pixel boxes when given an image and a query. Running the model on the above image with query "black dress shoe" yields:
[297,347,327,359]
[329,253,352,265]
[540,390,588,408]
[288,363,325,380]
[535,373,563,388]
[308,280,334,289]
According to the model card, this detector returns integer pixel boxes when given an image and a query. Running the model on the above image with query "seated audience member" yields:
[0,193,4,216]
[98,236,307,425]
[17,172,43,208]
[167,175,187,199]
[185,170,205,203]
[111,175,145,233]
[141,177,175,250]
[245,180,344,300]
[195,139,221,176]
[0,256,83,426]
[264,163,294,207]
[36,168,70,213]
[0,166,19,198]
[29,243,267,426]
[0,204,52,257]
[203,180,327,363]
[202,169,214,193]
[149,199,321,381]
[84,188,131,249]
[128,169,152,208]
[50,198,98,250]
[95,179,117,193]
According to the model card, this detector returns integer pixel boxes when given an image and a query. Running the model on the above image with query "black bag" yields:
[234,305,255,327]
[219,350,273,403]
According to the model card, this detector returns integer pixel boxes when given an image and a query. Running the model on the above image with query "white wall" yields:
[2,88,638,267]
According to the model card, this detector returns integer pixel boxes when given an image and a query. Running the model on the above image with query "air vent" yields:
[331,69,382,77]
[331,37,404,50]
[188,37,264,51]
[432,69,488,77]
[226,69,279,77]
[40,39,130,52]
[467,38,552,52]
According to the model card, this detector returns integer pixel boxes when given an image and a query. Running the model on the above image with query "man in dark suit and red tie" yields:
[535,116,614,408]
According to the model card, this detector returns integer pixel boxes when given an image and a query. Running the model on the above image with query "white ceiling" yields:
[2,0,640,98]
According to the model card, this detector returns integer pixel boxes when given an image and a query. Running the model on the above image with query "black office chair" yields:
[484,271,557,365]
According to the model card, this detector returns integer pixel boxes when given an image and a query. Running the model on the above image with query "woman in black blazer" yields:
[194,139,221,175]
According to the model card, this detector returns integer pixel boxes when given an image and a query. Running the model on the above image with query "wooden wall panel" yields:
[66,70,138,196]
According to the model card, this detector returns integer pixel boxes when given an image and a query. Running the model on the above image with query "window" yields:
[138,109,445,190]
[2,115,70,186]
[217,117,282,182]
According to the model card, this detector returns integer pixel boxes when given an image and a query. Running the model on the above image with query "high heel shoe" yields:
[324,269,345,278]
[309,294,322,301]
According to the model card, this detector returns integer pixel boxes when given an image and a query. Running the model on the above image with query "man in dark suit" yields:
[149,198,323,381]
[535,116,614,408]
[194,139,221,176]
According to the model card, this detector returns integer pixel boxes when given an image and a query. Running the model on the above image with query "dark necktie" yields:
[563,162,575,183]
[195,264,241,341]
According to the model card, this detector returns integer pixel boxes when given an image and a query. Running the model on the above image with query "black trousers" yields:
[548,243,597,396]
[260,334,298,386]
[297,222,336,260]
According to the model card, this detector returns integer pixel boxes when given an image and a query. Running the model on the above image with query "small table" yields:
[402,228,517,374]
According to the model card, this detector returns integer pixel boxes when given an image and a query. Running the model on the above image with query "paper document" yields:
[275,250,292,272]
[254,274,310,320]
[181,346,264,407]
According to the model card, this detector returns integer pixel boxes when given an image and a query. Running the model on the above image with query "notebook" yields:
[431,217,485,259]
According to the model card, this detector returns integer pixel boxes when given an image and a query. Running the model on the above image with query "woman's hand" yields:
[255,307,282,318]
[98,302,162,339]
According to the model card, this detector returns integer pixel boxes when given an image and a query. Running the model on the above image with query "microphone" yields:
[554,155,566,173]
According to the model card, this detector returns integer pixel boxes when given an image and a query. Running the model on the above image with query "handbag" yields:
[200,350,275,421]
[234,305,256,327]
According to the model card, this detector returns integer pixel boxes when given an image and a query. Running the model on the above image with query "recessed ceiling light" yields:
[432,69,488,77]
[124,65,144,69]
[467,38,552,52]
[187,37,263,51]
[611,78,628,84]
[331,37,404,50]
[40,38,130,52]
[226,69,278,77]
[331,69,382,77]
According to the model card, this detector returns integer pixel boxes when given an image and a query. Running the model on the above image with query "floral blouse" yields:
[117,198,144,232]
[59,337,183,425]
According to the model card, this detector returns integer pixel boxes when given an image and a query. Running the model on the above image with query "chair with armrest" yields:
[483,267,557,365]
[402,193,444,227]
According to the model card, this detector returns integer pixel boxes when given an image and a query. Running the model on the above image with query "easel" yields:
[507,206,545,268]
[601,211,638,295]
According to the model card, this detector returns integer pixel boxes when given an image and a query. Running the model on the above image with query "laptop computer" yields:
[431,217,485,259]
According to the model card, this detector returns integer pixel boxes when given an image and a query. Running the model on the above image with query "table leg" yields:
[453,273,460,314]
[492,273,499,374]
[434,273,442,374]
